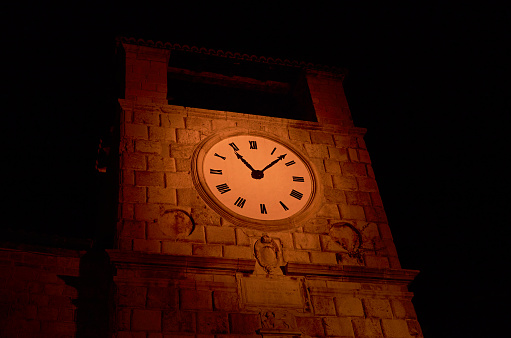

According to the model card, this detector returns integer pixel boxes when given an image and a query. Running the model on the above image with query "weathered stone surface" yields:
[192,244,222,257]
[148,127,176,144]
[132,239,161,253]
[131,309,161,331]
[391,299,417,319]
[363,298,393,318]
[134,110,159,125]
[197,311,228,334]
[161,241,193,255]
[304,143,329,158]
[282,249,310,263]
[180,289,212,310]
[122,153,146,170]
[213,291,239,311]
[381,319,413,338]
[176,128,201,144]
[310,131,334,145]
[147,287,178,309]
[240,277,304,308]
[223,245,254,259]
[324,159,342,173]
[165,172,194,188]
[323,317,355,337]
[335,296,365,317]
[124,123,148,139]
[185,116,212,132]
[295,316,324,337]
[206,226,236,245]
[309,251,337,264]
[162,310,196,333]
[135,139,162,154]
[118,285,147,307]
[160,113,185,129]
[332,175,358,190]
[288,128,311,143]
[311,296,336,316]
[147,186,177,204]
[293,233,321,250]
[351,318,384,337]
[191,206,222,226]
[135,171,164,186]
[339,204,366,220]
[147,155,176,171]
[229,313,261,334]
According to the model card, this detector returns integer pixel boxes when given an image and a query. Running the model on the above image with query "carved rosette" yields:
[158,209,195,239]
[329,222,364,265]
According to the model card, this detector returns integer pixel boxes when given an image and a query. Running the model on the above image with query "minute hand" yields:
[262,154,287,172]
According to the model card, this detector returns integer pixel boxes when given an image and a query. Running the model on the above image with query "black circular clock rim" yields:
[191,129,321,231]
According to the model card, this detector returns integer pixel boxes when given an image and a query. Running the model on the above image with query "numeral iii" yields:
[234,197,246,208]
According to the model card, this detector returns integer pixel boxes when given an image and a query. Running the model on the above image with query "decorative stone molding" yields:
[108,250,256,275]
[285,262,419,285]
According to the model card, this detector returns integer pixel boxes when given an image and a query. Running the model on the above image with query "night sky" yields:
[4,3,510,336]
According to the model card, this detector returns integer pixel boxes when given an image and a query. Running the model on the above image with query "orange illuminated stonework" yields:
[111,37,423,337]
[0,37,422,337]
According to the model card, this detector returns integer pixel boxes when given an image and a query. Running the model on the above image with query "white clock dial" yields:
[192,130,319,230]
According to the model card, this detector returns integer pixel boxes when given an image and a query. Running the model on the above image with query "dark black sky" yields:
[4,3,510,336]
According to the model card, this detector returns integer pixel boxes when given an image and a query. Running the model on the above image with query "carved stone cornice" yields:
[285,262,419,285]
[108,250,256,275]
[117,36,347,78]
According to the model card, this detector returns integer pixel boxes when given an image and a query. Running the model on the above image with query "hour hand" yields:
[262,154,287,172]
[235,152,255,171]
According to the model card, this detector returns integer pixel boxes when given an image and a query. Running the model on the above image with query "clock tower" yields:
[111,37,422,337]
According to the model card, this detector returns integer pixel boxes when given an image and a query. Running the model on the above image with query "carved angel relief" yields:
[254,235,281,273]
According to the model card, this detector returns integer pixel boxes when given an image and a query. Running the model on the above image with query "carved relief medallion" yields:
[254,235,281,273]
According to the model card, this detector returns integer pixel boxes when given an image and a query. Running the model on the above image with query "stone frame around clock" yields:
[191,128,322,231]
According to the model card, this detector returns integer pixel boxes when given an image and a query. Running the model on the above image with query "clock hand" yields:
[234,151,256,172]
[261,154,287,172]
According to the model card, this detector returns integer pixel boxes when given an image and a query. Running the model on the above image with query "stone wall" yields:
[0,246,81,337]
[110,40,422,337]
[117,101,400,270]
[0,40,422,338]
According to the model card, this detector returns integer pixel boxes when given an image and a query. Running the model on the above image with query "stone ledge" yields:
[285,262,419,285]
[108,249,256,274]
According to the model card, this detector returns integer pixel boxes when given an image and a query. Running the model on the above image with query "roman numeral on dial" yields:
[285,160,295,167]
[216,183,231,194]
[260,204,267,214]
[249,141,257,149]
[279,201,289,211]
[210,169,222,175]
[292,176,304,182]
[229,142,239,151]
[290,189,303,200]
[214,153,226,160]
[234,197,246,208]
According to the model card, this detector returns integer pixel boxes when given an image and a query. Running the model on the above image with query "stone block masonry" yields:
[1,38,422,337]
[117,99,401,270]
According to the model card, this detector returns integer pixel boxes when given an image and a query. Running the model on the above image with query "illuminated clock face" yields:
[192,132,317,228]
